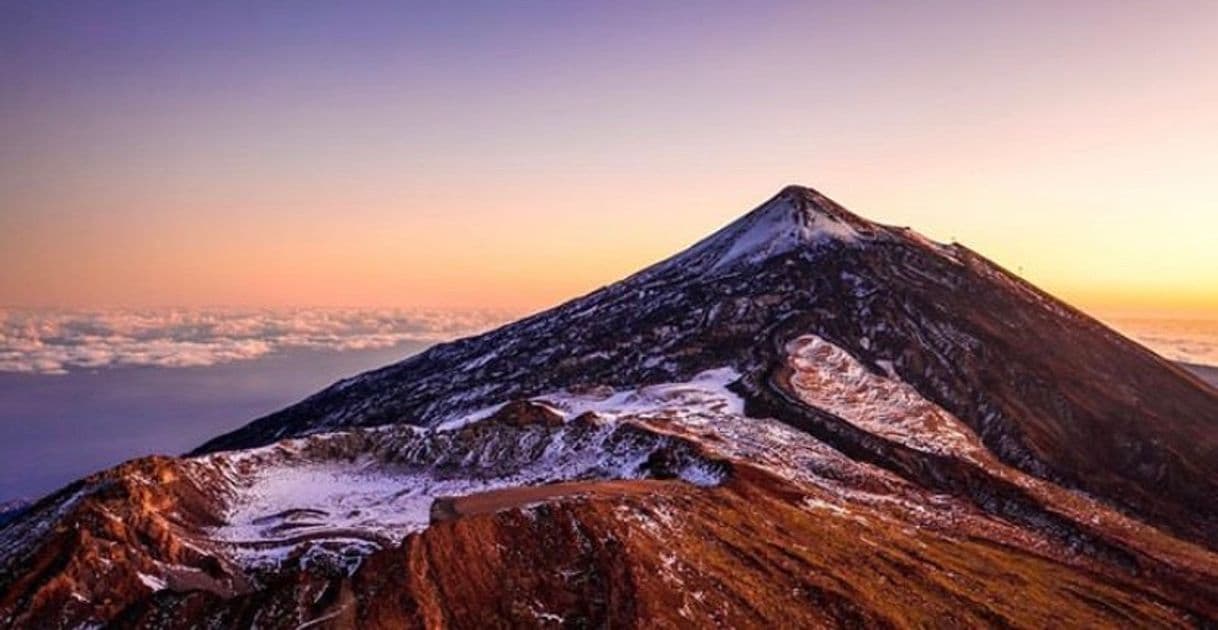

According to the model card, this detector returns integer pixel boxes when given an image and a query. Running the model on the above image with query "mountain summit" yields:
[3,186,1217,628]
[647,185,875,277]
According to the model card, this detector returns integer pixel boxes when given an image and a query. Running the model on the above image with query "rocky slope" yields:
[2,185,1217,629]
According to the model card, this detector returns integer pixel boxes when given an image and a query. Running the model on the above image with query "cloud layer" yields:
[3,310,1214,376]
[0,308,513,375]
[1105,318,1218,368]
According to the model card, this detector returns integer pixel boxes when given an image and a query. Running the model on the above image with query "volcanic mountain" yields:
[2,186,1217,629]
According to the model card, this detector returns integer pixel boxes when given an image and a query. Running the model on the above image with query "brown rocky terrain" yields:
[108,461,1218,628]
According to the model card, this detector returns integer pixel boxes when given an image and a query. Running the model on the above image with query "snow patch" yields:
[204,381,737,571]
[538,367,746,420]
[709,196,860,271]
[136,572,167,592]
[786,335,988,461]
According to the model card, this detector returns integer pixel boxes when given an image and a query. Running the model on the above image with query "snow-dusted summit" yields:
[643,186,873,278]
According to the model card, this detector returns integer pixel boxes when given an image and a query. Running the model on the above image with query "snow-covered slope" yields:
[201,407,728,574]
[642,185,870,276]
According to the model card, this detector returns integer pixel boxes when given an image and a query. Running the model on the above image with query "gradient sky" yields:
[2,1,1216,317]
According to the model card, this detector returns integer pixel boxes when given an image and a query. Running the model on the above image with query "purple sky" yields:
[3,1,1216,314]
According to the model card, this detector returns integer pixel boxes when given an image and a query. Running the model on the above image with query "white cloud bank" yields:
[1104,318,1218,368]
[3,310,1213,376]
[0,308,513,375]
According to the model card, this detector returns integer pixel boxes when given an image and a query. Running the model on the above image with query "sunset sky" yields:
[2,1,1215,317]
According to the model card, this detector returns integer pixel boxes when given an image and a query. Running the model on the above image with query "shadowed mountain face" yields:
[3,186,1217,629]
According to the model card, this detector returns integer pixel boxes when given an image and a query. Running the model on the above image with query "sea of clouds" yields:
[2,309,1214,376]
[1104,318,1218,368]
[0,308,514,375]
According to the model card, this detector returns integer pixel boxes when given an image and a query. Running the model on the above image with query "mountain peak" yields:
[775,183,824,201]
[774,184,865,224]
[776,183,819,199]
[657,184,874,276]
